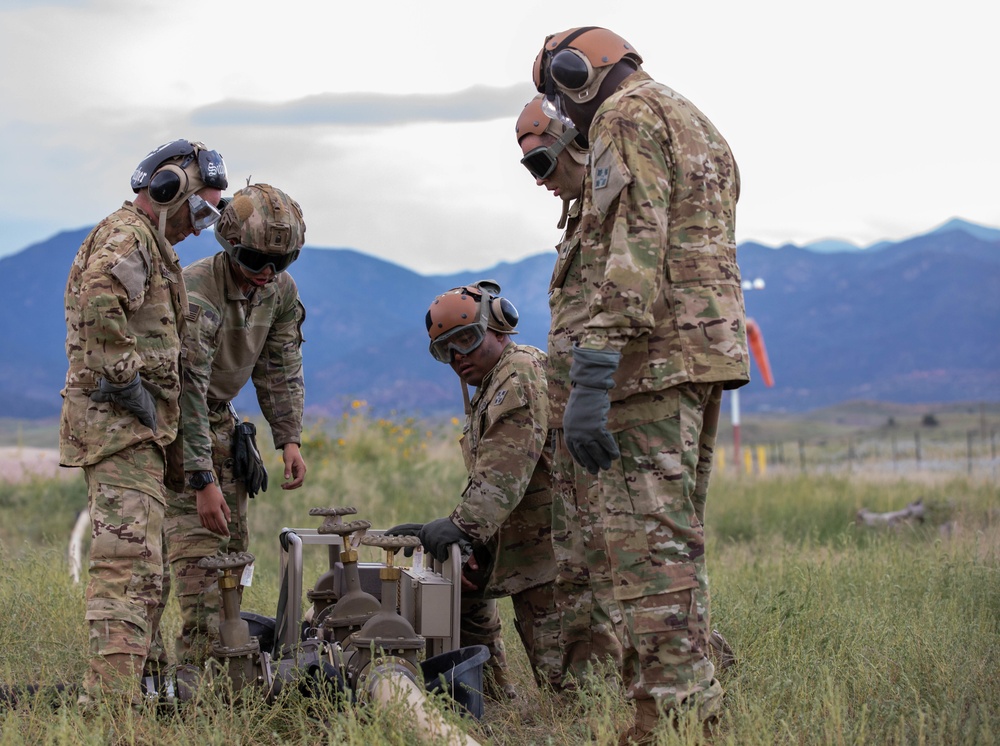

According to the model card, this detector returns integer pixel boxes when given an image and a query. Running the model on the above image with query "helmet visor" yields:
[520,125,578,180]
[429,324,485,363]
[230,244,300,274]
[188,194,222,232]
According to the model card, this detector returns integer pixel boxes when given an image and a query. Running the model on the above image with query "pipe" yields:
[367,667,482,746]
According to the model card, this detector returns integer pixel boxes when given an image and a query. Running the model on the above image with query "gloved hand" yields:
[233,421,268,497]
[563,345,621,474]
[385,522,424,557]
[386,519,473,563]
[90,375,158,433]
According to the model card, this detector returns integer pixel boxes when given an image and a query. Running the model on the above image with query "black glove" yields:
[385,522,424,557]
[387,519,473,563]
[90,375,157,433]
[232,421,268,497]
[563,345,621,474]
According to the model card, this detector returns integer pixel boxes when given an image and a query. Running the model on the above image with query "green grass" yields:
[0,409,998,744]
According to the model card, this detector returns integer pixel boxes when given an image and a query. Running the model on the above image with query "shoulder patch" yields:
[109,242,152,303]
[590,134,632,219]
[493,389,508,407]
[186,302,202,323]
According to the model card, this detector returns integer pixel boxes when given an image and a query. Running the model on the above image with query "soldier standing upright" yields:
[516,95,624,685]
[59,139,227,702]
[163,183,307,664]
[532,26,750,744]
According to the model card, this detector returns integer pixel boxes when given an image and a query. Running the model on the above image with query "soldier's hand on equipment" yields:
[419,517,474,564]
[281,443,306,489]
[197,483,231,537]
[385,523,424,557]
[90,375,158,433]
[461,555,481,591]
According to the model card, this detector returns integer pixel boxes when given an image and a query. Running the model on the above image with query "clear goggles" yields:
[188,194,222,232]
[520,124,579,180]
[429,324,486,363]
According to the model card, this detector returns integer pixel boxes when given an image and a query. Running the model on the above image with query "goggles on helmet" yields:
[520,124,579,180]
[429,323,486,364]
[216,231,299,274]
[188,193,221,232]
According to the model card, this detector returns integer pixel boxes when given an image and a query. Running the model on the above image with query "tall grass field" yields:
[0,409,997,745]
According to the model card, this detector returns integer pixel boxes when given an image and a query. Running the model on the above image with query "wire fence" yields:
[717,428,1000,480]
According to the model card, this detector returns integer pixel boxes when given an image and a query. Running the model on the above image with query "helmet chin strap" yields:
[157,206,168,243]
[557,197,570,230]
[461,378,471,416]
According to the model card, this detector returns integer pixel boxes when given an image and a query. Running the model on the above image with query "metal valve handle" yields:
[360,534,421,551]
[320,518,372,536]
[197,551,256,571]
[308,506,358,517]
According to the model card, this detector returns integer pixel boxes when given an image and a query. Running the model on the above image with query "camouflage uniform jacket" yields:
[180,253,305,472]
[576,71,750,430]
[450,343,557,598]
[547,197,584,430]
[59,201,187,466]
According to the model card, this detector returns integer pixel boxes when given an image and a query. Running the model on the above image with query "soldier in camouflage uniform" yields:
[389,281,561,698]
[163,184,307,665]
[59,139,228,702]
[532,28,750,743]
[516,96,624,684]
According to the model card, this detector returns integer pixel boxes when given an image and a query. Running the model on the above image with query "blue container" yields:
[421,645,490,720]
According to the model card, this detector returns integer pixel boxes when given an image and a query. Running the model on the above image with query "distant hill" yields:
[2,219,998,419]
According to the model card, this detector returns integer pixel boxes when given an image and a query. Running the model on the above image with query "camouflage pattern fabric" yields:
[164,251,303,662]
[575,71,748,433]
[548,69,748,716]
[59,202,187,467]
[180,252,305,470]
[59,202,183,700]
[447,342,560,689]
[546,198,584,430]
[549,431,623,681]
[164,406,249,664]
[603,382,724,714]
[509,579,563,688]
[82,444,170,702]
[548,199,625,682]
[450,344,556,597]
[459,596,507,677]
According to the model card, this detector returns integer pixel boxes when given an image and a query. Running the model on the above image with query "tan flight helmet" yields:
[515,94,587,167]
[532,26,642,104]
[426,280,518,362]
[215,183,306,274]
[426,280,519,411]
[516,95,587,228]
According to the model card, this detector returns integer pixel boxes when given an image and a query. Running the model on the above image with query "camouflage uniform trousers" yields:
[82,443,170,701]
[164,407,249,664]
[550,430,624,684]
[460,579,562,690]
[599,382,725,718]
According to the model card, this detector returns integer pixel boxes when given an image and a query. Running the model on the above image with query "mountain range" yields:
[3,217,998,420]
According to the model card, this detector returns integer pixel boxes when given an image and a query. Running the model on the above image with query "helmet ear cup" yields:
[489,296,519,333]
[147,164,189,206]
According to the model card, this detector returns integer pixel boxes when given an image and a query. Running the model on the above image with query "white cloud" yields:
[1,0,998,270]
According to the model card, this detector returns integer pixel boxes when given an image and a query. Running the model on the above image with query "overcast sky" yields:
[1,0,997,274]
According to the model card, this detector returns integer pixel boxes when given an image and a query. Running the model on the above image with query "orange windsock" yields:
[746,319,774,387]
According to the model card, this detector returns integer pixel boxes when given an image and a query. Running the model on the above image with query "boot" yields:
[617,699,661,746]
[483,664,516,701]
